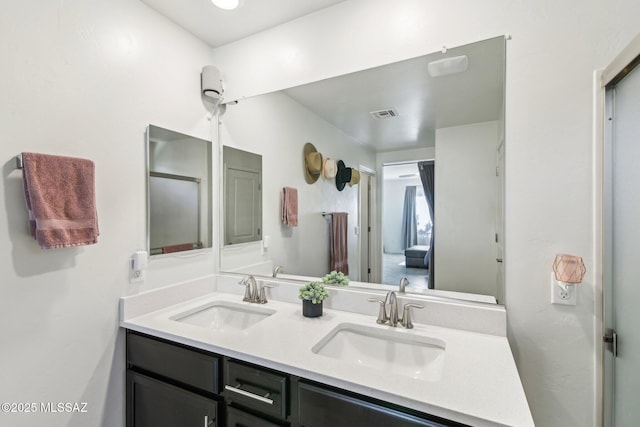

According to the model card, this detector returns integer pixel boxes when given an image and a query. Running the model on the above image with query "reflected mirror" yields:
[147,125,212,255]
[218,36,505,304]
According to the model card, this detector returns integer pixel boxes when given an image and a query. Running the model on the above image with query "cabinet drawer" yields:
[224,359,288,420]
[127,370,217,427]
[127,331,221,394]
[226,406,284,427]
[298,382,461,427]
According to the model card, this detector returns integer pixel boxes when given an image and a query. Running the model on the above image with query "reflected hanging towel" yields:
[163,243,194,254]
[22,152,99,249]
[281,187,298,227]
[329,212,349,275]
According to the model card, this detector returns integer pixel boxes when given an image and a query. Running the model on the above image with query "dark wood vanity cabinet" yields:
[126,331,222,427]
[126,330,466,427]
[127,371,218,427]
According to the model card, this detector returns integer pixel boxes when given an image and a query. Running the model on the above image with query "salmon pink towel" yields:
[22,152,99,249]
[281,187,298,227]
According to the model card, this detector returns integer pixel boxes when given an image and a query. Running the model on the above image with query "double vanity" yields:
[120,275,533,427]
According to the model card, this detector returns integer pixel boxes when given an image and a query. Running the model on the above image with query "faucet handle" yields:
[258,284,275,304]
[238,277,253,302]
[401,304,424,329]
[367,298,388,324]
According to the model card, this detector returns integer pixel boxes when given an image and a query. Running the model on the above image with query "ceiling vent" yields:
[369,108,399,120]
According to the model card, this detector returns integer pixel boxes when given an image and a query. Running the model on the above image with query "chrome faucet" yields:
[239,275,275,304]
[272,265,284,277]
[238,275,258,302]
[399,277,410,293]
[368,290,423,328]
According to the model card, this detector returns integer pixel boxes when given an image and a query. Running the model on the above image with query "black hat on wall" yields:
[335,160,352,191]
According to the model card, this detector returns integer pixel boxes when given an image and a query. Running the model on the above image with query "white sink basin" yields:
[170,301,275,332]
[312,323,445,381]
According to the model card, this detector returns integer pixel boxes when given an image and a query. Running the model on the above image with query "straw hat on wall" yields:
[303,143,323,184]
[349,169,360,186]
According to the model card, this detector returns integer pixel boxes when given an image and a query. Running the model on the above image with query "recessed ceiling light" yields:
[211,0,241,10]
[428,55,468,77]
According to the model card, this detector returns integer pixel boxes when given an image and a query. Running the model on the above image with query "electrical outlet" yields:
[129,251,148,284]
[550,272,577,305]
[129,255,146,284]
[129,266,145,284]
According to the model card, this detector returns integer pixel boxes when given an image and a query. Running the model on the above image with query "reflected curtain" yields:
[418,161,435,289]
[401,186,418,251]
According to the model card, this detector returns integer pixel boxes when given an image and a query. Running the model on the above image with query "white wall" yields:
[212,1,640,425]
[0,1,215,426]
[434,121,498,297]
[219,91,376,279]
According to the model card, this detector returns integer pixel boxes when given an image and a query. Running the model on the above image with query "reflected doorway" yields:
[381,162,432,289]
[358,169,376,283]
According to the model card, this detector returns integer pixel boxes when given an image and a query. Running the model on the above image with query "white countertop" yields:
[120,280,533,426]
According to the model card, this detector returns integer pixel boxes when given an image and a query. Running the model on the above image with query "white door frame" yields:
[358,166,377,283]
[595,32,640,427]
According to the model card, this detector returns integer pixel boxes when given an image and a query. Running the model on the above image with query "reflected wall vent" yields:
[369,108,399,119]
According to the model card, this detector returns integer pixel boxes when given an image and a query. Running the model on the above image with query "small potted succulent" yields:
[321,270,350,286]
[298,281,329,318]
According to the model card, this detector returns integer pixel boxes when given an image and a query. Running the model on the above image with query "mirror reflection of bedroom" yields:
[382,162,433,289]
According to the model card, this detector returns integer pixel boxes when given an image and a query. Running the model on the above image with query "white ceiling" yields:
[140,0,346,47]
[282,37,505,152]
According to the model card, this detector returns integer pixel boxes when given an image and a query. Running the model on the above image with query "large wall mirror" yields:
[218,36,505,304]
[147,125,213,255]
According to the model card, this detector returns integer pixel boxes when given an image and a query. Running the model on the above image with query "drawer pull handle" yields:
[224,384,274,405]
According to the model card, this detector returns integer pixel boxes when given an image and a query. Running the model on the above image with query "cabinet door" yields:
[298,382,461,427]
[127,370,217,427]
